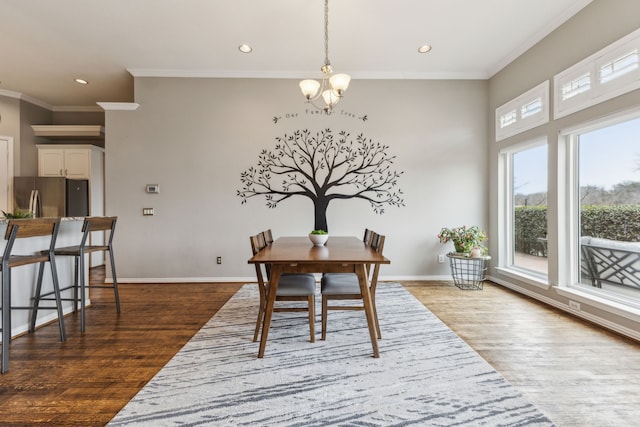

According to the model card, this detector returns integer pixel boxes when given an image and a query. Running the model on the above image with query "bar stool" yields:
[1,218,66,374]
[35,217,120,333]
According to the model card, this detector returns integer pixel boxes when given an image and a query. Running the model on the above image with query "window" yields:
[499,141,548,280]
[560,72,591,101]
[496,81,549,141]
[555,28,640,119]
[570,115,640,305]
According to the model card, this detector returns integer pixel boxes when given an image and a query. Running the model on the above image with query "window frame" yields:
[554,27,640,119]
[497,137,550,287]
[558,108,640,312]
[496,81,549,141]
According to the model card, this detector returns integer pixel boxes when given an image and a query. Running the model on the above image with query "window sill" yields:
[495,266,550,290]
[555,286,640,322]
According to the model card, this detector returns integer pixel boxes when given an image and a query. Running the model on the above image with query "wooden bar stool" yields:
[1,218,66,374]
[35,217,120,333]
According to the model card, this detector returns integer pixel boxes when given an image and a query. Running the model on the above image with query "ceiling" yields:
[0,0,592,109]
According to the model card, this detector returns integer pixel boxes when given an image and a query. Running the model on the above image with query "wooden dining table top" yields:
[248,236,391,265]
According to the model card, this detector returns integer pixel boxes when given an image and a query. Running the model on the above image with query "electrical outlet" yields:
[216,256,222,265]
[569,300,580,311]
[438,254,445,263]
[142,208,154,216]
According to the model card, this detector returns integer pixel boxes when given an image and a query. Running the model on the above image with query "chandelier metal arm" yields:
[299,0,350,114]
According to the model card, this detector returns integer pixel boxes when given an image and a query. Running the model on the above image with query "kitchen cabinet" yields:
[38,147,92,179]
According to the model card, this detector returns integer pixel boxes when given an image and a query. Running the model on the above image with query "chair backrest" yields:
[250,232,269,289]
[250,233,267,256]
[81,216,117,247]
[5,218,60,240]
[363,228,373,245]
[370,231,385,254]
[3,218,61,262]
[367,231,386,290]
[262,229,274,245]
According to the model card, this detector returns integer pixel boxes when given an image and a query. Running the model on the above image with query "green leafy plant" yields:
[2,208,34,219]
[438,225,487,254]
[310,229,328,235]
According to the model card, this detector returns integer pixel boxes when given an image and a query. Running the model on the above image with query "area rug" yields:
[108,283,555,426]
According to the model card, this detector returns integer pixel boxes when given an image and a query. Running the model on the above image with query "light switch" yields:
[143,208,154,216]
[146,184,160,193]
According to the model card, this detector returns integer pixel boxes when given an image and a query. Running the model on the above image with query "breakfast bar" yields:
[0,217,88,340]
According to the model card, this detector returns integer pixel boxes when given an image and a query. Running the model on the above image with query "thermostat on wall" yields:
[146,184,160,193]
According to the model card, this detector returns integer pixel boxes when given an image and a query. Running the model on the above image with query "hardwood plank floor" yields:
[405,281,640,427]
[1,271,639,426]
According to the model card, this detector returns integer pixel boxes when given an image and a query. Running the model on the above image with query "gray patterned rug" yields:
[109,283,555,426]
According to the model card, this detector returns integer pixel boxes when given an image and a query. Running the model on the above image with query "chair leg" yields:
[321,296,328,341]
[2,269,11,373]
[29,262,46,333]
[253,300,265,342]
[308,295,315,343]
[75,254,86,333]
[108,250,121,314]
[73,256,79,313]
[372,296,381,340]
[49,259,66,342]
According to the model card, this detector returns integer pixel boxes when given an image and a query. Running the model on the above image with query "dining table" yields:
[248,236,390,358]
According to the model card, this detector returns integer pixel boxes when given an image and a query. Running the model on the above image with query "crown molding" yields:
[97,102,140,111]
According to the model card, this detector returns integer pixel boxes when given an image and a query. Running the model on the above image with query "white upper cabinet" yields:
[38,146,93,179]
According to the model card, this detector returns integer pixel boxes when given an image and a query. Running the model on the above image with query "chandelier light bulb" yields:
[299,79,321,99]
[329,73,351,94]
[298,0,350,113]
[322,89,339,107]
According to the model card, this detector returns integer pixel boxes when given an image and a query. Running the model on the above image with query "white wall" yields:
[105,78,488,281]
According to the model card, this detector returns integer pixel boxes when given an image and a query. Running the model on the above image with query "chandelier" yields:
[299,0,351,113]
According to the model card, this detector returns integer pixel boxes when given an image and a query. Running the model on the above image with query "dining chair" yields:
[250,232,317,343]
[34,216,120,333]
[320,231,386,341]
[262,229,274,245]
[1,218,66,374]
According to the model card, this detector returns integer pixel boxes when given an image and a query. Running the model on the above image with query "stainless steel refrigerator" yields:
[13,177,89,217]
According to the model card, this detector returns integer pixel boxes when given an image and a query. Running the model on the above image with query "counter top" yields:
[0,217,86,224]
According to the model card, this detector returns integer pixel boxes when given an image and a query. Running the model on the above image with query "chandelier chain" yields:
[324,0,330,67]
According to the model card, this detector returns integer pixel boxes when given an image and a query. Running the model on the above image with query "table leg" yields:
[356,263,380,358]
[258,264,281,358]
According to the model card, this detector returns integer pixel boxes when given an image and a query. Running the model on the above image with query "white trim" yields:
[554,27,640,119]
[555,286,640,323]
[0,136,14,212]
[497,137,549,277]
[97,102,140,111]
[496,81,549,141]
[127,68,489,81]
[495,267,550,289]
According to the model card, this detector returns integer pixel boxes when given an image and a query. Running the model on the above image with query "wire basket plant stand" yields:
[446,253,491,290]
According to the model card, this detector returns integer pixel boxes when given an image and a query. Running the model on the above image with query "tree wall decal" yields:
[237,128,405,231]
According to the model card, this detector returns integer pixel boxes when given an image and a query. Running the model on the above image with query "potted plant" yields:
[309,229,329,246]
[2,208,34,219]
[438,225,487,256]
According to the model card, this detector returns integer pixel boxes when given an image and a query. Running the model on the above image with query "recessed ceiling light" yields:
[418,45,432,54]
[74,78,89,85]
[238,44,253,53]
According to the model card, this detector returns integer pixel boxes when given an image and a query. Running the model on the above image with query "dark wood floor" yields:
[1,270,639,426]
